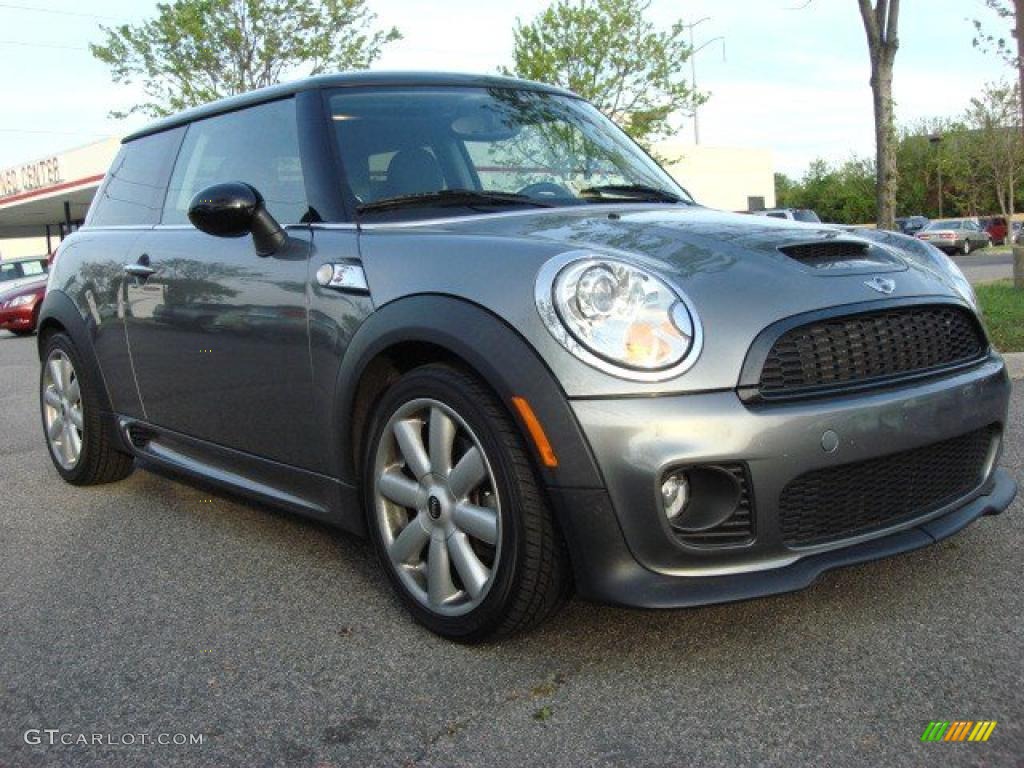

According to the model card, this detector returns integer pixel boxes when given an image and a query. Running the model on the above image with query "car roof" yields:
[123,71,578,142]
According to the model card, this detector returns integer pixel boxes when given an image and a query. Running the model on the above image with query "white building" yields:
[655,141,776,213]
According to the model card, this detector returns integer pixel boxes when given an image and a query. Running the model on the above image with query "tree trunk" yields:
[1016,0,1024,286]
[858,0,899,232]
[870,58,897,231]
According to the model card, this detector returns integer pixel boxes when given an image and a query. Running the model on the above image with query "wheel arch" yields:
[36,289,114,414]
[333,294,604,493]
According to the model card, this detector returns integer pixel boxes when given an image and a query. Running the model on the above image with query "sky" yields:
[0,0,1012,177]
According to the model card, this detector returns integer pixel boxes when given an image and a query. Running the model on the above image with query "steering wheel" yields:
[517,181,575,200]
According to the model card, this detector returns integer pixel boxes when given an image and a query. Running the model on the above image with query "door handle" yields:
[124,255,155,279]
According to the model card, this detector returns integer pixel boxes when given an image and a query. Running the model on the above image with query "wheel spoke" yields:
[453,502,498,545]
[448,531,489,598]
[60,423,75,464]
[390,516,430,565]
[47,415,64,441]
[66,422,82,459]
[428,407,456,477]
[60,356,74,394]
[427,535,457,606]
[69,406,84,431]
[48,359,64,394]
[378,468,421,509]
[393,418,431,479]
[449,446,486,499]
[43,389,61,409]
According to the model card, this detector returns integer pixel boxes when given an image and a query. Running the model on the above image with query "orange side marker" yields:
[511,396,559,468]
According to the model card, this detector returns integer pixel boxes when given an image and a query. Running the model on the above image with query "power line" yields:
[0,2,121,20]
[0,39,89,50]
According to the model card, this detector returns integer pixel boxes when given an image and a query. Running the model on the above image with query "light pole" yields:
[928,133,943,218]
[683,17,725,145]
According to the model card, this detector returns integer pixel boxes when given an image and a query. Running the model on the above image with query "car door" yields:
[124,98,320,470]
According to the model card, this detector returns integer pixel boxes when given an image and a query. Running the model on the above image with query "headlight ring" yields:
[535,251,703,382]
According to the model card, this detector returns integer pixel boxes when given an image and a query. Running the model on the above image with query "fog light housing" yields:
[661,471,690,522]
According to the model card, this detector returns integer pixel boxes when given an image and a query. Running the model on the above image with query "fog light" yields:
[661,471,690,522]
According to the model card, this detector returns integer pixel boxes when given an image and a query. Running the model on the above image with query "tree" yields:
[504,0,704,149]
[857,0,900,231]
[971,0,1024,131]
[966,82,1024,218]
[91,0,401,118]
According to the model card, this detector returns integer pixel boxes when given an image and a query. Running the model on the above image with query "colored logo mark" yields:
[921,721,997,742]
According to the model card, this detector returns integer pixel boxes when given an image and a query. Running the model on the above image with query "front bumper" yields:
[556,353,1016,607]
[0,305,36,332]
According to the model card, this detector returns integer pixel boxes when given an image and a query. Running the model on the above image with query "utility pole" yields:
[683,17,725,145]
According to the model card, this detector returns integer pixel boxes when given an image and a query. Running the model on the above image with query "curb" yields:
[1005,352,1024,381]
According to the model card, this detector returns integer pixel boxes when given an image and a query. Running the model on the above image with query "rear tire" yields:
[362,363,569,641]
[40,332,134,485]
[961,240,971,255]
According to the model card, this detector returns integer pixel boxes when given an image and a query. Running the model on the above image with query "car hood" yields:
[0,276,47,302]
[434,204,971,300]
[359,204,977,396]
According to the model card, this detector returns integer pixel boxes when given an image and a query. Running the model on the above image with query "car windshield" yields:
[327,87,692,217]
[792,209,821,223]
[926,220,959,230]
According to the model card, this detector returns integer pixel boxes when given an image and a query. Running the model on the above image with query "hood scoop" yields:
[778,240,903,272]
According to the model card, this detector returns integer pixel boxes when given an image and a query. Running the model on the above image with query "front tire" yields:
[40,332,134,485]
[362,364,569,641]
[961,240,971,255]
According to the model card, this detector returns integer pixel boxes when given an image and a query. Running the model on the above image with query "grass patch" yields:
[976,280,1024,352]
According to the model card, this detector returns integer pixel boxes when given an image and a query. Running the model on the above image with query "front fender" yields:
[332,294,604,491]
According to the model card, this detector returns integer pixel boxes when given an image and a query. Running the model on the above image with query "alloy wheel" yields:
[42,350,84,470]
[372,398,502,616]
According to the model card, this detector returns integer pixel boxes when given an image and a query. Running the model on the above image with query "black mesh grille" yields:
[779,426,997,547]
[758,305,985,397]
[673,465,755,547]
[779,241,870,267]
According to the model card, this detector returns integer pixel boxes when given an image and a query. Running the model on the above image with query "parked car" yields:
[38,72,1016,640]
[979,216,1009,246]
[752,207,822,223]
[899,215,929,236]
[916,219,991,254]
[0,255,49,290]
[0,274,46,336]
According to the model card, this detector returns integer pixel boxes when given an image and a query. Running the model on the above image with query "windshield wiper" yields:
[579,184,686,204]
[356,189,557,214]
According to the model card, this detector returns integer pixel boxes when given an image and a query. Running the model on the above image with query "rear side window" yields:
[88,128,184,227]
[163,99,308,226]
[20,260,46,276]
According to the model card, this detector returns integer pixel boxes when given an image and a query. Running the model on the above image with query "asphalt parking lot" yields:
[0,331,1021,768]
[957,247,1014,285]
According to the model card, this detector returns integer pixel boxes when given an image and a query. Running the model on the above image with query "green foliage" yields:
[971,0,1018,68]
[976,281,1024,350]
[91,0,401,118]
[503,0,704,149]
[774,157,877,224]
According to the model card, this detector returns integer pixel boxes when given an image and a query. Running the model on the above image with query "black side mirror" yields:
[187,182,287,257]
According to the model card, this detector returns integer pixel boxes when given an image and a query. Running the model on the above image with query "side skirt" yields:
[113,416,364,535]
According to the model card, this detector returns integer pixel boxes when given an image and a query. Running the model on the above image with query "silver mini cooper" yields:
[38,73,1016,640]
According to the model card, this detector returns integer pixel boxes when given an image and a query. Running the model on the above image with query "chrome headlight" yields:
[535,252,702,381]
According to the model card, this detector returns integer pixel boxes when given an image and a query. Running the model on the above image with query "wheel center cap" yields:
[427,495,442,520]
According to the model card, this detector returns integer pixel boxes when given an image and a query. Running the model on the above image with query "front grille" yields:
[673,464,755,547]
[758,305,985,398]
[778,426,997,547]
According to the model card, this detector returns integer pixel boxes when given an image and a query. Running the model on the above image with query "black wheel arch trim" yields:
[36,288,114,414]
[332,293,604,490]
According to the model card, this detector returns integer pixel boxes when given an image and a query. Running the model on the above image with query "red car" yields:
[0,276,47,336]
[980,216,1008,246]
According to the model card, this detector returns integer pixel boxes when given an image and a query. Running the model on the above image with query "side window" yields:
[0,262,19,282]
[20,260,45,276]
[88,128,184,227]
[163,99,308,226]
